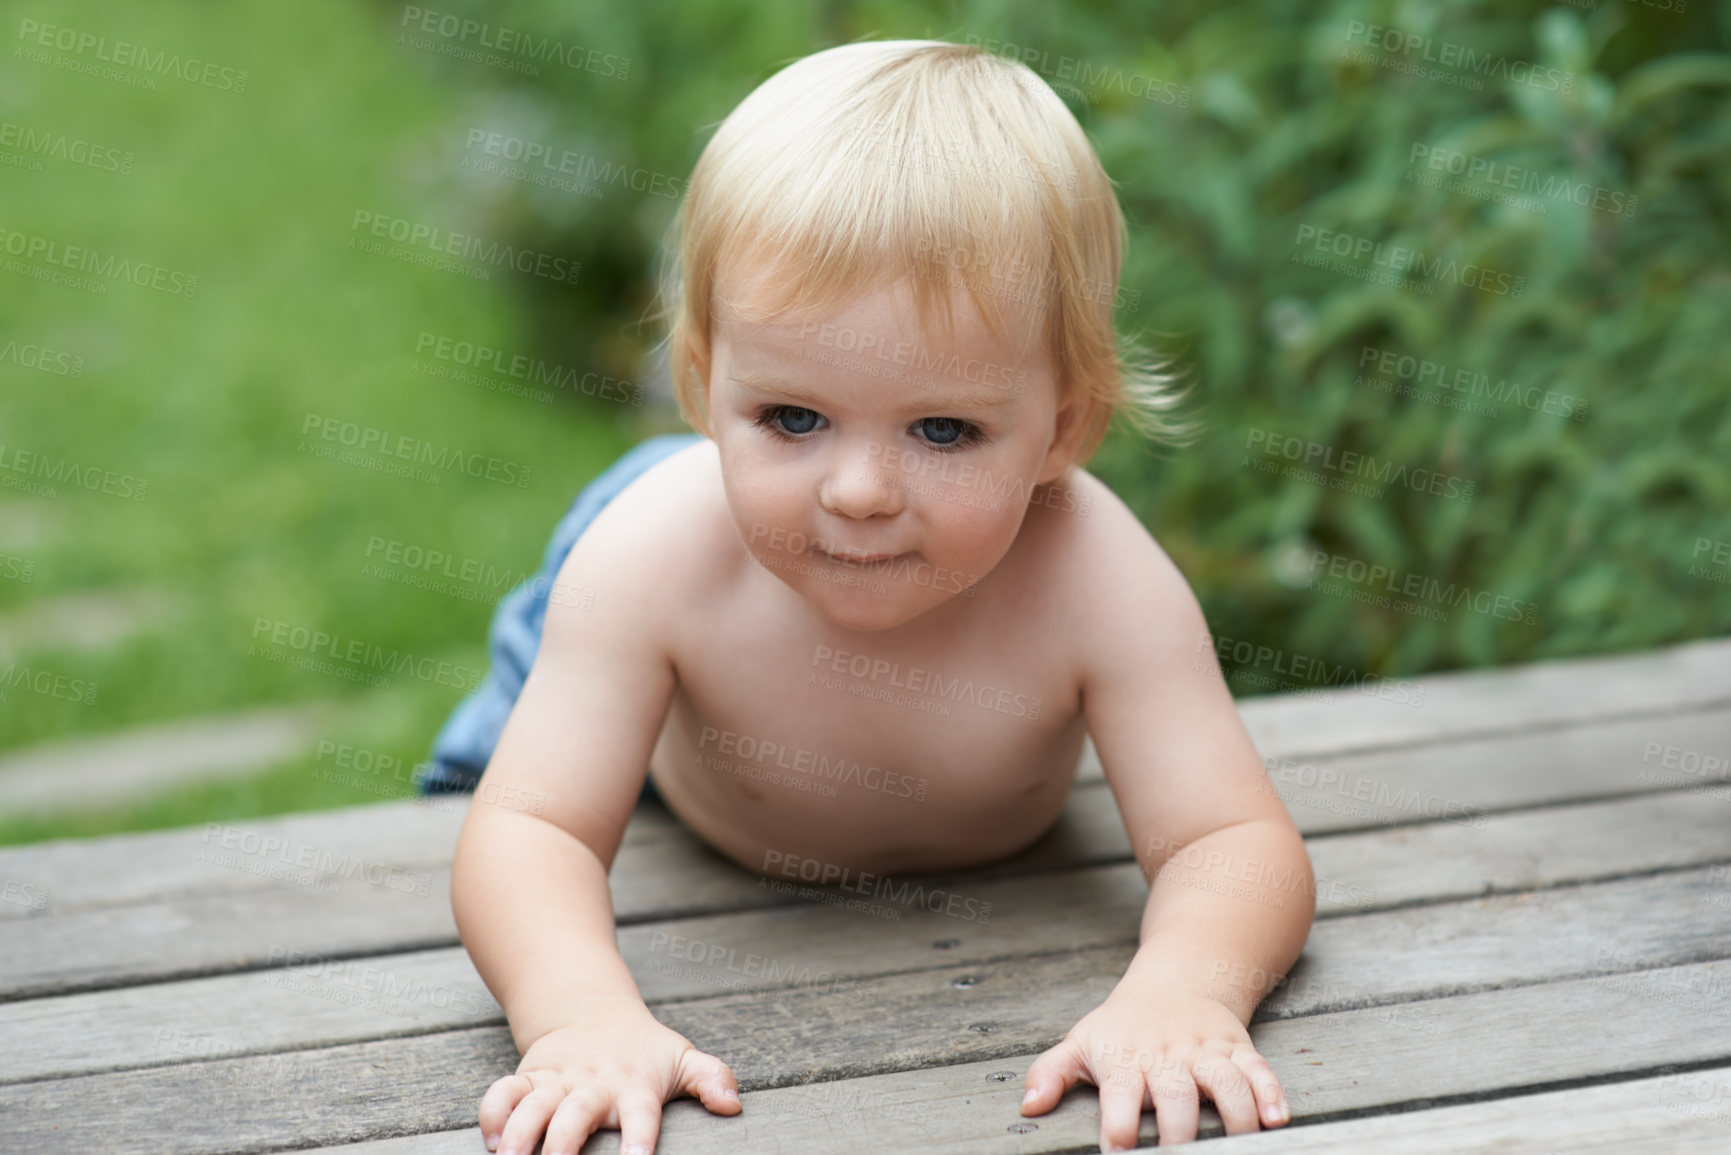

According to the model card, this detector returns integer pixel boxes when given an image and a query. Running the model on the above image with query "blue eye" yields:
[778,407,820,435]
[755,406,823,437]
[915,417,986,453]
[918,417,965,446]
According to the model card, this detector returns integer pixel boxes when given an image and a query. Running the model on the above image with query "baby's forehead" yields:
[716,263,1042,364]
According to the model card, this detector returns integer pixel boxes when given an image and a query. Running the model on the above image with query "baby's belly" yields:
[645,696,1088,878]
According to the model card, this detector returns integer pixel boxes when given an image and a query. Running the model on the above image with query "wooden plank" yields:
[289,1056,1113,1155]
[1253,865,1731,1018]
[291,1062,1731,1155]
[647,995,1731,1155]
[0,814,782,999]
[1191,1066,1731,1154]
[0,867,458,1002]
[0,798,452,920]
[0,762,1128,929]
[6,838,1729,1084]
[7,700,1728,998]
[0,797,687,920]
[4,751,1726,1009]
[1294,782,1731,907]
[635,876,1731,1073]
[1265,705,1731,832]
[5,638,1724,919]
[1221,633,1731,762]
[1075,633,1731,784]
[7,958,1729,1154]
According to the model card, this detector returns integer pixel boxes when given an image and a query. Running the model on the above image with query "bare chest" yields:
[648,554,1086,876]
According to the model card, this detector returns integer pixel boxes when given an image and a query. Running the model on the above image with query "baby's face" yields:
[704,270,1074,633]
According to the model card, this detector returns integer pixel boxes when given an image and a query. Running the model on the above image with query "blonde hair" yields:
[652,38,1194,464]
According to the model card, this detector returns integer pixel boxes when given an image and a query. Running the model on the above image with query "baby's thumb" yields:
[1022,1041,1083,1116]
[679,1049,743,1115]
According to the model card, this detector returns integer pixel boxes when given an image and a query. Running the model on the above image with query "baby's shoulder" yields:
[1026,466,1170,577]
[1024,466,1199,638]
[566,436,741,596]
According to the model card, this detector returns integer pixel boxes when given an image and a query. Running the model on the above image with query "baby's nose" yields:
[819,449,904,518]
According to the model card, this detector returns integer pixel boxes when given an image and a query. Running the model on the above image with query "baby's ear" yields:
[689,350,717,430]
[1039,392,1089,481]
[690,349,710,395]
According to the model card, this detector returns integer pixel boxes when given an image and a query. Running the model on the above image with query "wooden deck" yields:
[4,637,1731,1154]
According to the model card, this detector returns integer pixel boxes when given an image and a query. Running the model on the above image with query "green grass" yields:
[0,0,666,843]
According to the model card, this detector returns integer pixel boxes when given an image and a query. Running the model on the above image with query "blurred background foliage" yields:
[0,0,1726,843]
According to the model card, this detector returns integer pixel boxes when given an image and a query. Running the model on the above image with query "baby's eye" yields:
[913,417,985,452]
[756,406,823,437]
[919,417,965,445]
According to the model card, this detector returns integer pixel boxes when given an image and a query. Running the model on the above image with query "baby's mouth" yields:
[817,547,907,566]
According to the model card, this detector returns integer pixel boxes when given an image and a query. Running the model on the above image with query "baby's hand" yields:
[479,998,741,1155]
[1020,988,1290,1150]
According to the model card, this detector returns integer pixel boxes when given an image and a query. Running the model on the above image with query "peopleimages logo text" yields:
[414,332,641,404]
[1294,224,1524,298]
[0,227,198,297]
[1244,428,1475,502]
[16,20,249,92]
[1407,144,1636,218]
[0,119,134,174]
[1343,21,1574,94]
[350,211,580,284]
[398,7,630,77]
[300,414,532,487]
[250,618,482,690]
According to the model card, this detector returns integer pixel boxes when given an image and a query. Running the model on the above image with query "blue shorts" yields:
[415,432,707,798]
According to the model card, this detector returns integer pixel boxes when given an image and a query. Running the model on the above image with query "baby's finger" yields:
[1189,1050,1258,1136]
[1148,1062,1201,1148]
[1228,1044,1290,1128]
[1022,1038,1084,1116]
[1095,1063,1145,1153]
[478,1073,532,1151]
[541,1088,613,1155]
[616,1090,666,1155]
[677,1048,743,1115]
[497,1084,567,1155]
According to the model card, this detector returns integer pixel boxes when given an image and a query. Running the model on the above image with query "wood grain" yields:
[6,857,1728,1087]
[7,959,1727,1154]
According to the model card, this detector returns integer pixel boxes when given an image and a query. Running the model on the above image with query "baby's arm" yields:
[1020,515,1314,1151]
[450,540,740,1155]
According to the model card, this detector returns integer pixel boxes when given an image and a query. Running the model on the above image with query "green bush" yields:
[429,0,1731,684]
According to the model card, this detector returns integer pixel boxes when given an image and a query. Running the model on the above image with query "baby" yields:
[435,38,1314,1155]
